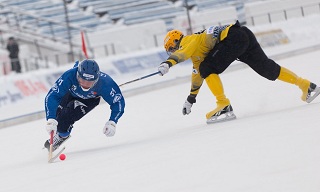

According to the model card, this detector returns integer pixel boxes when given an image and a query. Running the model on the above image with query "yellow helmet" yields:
[164,30,183,55]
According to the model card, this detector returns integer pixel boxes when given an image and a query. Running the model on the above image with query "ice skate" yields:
[296,78,320,103]
[206,104,236,124]
[204,74,236,124]
[277,67,320,103]
[305,82,320,103]
[44,133,70,152]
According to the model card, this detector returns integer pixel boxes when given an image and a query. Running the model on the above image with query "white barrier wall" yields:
[73,7,239,55]
[73,20,168,57]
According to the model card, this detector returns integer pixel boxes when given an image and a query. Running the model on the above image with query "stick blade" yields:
[48,147,66,163]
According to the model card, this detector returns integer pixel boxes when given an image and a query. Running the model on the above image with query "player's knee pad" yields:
[199,63,211,79]
[56,100,88,133]
[57,125,73,136]
[57,100,86,122]
[199,61,221,79]
[258,60,281,81]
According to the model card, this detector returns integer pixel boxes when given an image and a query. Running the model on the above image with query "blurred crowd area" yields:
[0,0,319,75]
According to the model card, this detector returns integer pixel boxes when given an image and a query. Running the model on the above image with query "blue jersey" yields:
[45,65,125,123]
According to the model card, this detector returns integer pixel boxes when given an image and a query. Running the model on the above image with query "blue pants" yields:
[56,92,100,137]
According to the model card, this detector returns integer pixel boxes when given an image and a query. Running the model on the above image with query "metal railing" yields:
[247,2,320,26]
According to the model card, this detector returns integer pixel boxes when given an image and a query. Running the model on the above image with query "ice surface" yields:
[0,49,320,192]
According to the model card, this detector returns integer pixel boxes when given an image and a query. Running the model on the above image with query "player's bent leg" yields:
[57,98,100,133]
[44,97,100,151]
[205,74,236,124]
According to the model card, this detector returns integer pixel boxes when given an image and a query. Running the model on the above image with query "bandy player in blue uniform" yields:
[44,59,125,151]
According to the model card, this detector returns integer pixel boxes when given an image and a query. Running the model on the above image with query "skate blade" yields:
[44,135,71,152]
[206,112,236,124]
[306,87,320,103]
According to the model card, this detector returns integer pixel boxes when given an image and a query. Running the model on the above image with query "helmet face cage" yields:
[77,59,100,91]
[164,30,183,55]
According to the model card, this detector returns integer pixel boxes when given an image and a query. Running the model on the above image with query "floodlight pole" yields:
[185,0,193,35]
[63,0,74,62]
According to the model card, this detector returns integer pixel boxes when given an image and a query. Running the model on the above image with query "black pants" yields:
[199,23,281,80]
[10,59,21,73]
[56,92,100,137]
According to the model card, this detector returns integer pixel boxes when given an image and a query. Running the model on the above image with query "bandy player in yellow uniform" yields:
[158,21,320,124]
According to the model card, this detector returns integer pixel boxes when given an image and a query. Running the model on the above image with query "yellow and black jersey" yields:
[165,24,233,95]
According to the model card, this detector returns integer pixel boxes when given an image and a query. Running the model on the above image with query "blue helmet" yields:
[77,59,100,81]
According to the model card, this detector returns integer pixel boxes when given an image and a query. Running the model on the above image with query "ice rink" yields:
[1,48,320,192]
